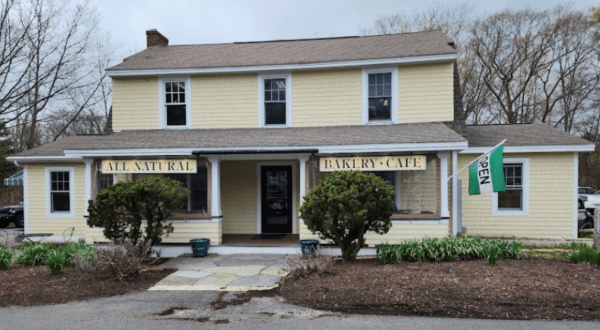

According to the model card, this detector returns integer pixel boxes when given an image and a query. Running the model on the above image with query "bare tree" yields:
[0,0,116,151]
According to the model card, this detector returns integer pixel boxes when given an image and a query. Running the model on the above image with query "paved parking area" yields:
[151,254,289,291]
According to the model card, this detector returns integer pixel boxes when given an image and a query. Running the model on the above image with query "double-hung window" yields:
[259,74,291,127]
[160,77,191,128]
[493,158,529,216]
[362,67,398,124]
[46,167,75,217]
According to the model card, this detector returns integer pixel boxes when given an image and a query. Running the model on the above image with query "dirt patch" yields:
[279,258,600,320]
[211,290,276,310]
[0,265,176,307]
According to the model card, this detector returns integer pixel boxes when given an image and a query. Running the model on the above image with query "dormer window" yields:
[259,73,292,127]
[362,67,398,124]
[159,77,191,128]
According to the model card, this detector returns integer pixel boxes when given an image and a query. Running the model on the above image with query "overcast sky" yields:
[92,0,598,56]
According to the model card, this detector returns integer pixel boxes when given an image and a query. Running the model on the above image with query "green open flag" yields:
[468,145,506,195]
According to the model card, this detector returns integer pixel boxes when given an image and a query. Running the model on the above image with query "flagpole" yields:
[447,139,507,181]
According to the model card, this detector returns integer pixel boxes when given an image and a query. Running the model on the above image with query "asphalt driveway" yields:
[1,290,599,330]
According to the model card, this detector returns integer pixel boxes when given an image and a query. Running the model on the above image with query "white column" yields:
[299,155,310,205]
[84,159,93,216]
[451,151,458,236]
[23,165,29,234]
[438,151,449,218]
[573,152,579,238]
[208,156,222,218]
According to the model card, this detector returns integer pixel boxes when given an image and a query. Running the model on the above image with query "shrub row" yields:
[4,242,96,273]
[569,247,600,265]
[376,236,522,265]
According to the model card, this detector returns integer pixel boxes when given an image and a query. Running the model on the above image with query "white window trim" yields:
[45,166,75,218]
[158,76,192,129]
[492,157,529,216]
[258,73,292,128]
[362,66,398,125]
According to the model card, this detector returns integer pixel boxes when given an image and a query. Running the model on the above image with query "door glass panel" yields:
[262,166,292,233]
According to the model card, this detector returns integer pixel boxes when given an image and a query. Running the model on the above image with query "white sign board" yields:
[320,155,427,172]
[101,159,197,174]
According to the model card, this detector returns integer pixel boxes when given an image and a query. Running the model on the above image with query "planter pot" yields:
[300,239,320,257]
[189,238,210,258]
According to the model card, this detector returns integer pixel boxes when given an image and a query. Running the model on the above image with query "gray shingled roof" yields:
[466,123,592,147]
[11,122,466,157]
[107,31,456,71]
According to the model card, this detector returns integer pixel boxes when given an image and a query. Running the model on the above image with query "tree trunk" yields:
[594,209,600,249]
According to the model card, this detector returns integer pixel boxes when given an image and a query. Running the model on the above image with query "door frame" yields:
[257,162,297,234]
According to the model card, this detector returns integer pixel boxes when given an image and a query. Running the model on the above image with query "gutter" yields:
[192,149,319,155]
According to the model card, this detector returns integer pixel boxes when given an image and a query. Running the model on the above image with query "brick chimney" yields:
[146,29,169,48]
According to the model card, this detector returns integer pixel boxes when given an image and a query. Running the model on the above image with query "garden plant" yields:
[87,176,189,250]
[0,247,12,270]
[299,171,395,261]
[376,236,522,265]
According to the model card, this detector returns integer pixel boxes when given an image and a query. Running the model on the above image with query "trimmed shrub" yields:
[0,248,13,270]
[299,171,395,261]
[377,236,522,265]
[87,176,188,250]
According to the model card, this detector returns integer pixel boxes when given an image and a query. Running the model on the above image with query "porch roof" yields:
[466,123,593,148]
[9,122,467,158]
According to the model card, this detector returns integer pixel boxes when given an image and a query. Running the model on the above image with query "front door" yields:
[261,166,293,233]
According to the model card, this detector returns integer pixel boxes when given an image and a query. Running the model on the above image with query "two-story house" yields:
[8,29,594,251]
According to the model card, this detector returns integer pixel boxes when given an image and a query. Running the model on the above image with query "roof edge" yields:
[460,144,595,154]
[106,53,457,77]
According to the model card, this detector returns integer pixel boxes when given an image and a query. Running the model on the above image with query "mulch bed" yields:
[279,258,600,320]
[0,265,176,307]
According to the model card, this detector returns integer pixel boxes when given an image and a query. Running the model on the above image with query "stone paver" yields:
[202,265,267,276]
[228,274,281,287]
[150,253,288,292]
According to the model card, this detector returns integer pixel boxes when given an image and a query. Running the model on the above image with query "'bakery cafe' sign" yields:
[320,155,426,172]
[102,159,197,174]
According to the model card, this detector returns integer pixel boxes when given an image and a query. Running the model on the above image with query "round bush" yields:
[299,171,395,261]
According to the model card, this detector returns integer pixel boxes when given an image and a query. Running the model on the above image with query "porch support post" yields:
[451,150,458,236]
[208,156,222,218]
[84,158,93,216]
[299,155,310,206]
[438,151,449,219]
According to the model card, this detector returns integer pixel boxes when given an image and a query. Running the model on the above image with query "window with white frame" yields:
[493,158,529,216]
[362,67,398,124]
[46,167,75,217]
[259,74,291,127]
[498,164,523,210]
[160,78,191,128]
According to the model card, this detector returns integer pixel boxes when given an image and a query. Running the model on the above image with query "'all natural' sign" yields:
[102,159,197,174]
[320,155,426,172]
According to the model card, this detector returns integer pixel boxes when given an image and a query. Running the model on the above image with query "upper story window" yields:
[45,167,75,217]
[362,67,398,125]
[159,77,191,129]
[368,73,392,121]
[259,74,291,127]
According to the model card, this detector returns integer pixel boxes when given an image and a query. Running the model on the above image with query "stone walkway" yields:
[150,254,289,292]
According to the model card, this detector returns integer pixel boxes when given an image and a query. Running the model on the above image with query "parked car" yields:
[0,202,24,228]
[578,187,600,210]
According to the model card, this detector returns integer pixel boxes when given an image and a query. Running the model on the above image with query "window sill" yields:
[46,212,75,218]
[492,209,528,217]
[261,124,290,129]
[162,126,190,130]
[391,213,440,221]
[365,120,394,125]
[170,213,211,220]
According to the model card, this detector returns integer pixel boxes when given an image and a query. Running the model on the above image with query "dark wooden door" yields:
[261,166,293,233]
